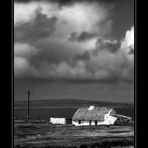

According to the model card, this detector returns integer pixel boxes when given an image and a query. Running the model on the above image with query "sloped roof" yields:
[72,107,115,121]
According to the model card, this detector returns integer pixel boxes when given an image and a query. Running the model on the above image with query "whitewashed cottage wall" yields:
[50,118,66,124]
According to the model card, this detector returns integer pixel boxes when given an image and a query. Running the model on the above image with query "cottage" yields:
[72,106,117,126]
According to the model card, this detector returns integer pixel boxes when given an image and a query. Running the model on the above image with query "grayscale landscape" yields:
[14,100,134,148]
[14,0,134,147]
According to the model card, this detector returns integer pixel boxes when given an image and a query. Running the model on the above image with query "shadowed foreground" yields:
[14,123,134,148]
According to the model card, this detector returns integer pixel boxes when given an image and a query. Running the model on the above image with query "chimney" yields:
[88,105,95,110]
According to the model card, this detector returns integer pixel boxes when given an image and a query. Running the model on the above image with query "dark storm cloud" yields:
[68,32,96,42]
[14,0,134,104]
[28,41,78,65]
[14,9,57,43]
[74,37,120,61]
[14,0,134,84]
[95,38,120,53]
[14,26,134,83]
[74,51,91,61]
[14,0,133,4]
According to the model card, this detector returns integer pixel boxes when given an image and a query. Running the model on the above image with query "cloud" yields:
[14,43,40,78]
[84,26,134,82]
[86,50,134,82]
[14,0,134,83]
[14,8,57,43]
[68,32,97,42]
[14,1,113,63]
[36,44,133,82]
[52,61,91,79]
[121,26,134,54]
[55,3,110,34]
[49,27,134,82]
[14,57,37,78]
[14,1,112,53]
[14,0,132,5]
[14,43,39,58]
[95,38,120,53]
[14,1,112,33]
[14,24,134,83]
[14,2,41,25]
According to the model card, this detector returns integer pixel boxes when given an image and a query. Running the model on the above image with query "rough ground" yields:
[14,123,134,148]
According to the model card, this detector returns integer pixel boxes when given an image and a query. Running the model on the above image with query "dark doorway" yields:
[78,120,81,124]
[89,120,91,125]
[95,121,97,125]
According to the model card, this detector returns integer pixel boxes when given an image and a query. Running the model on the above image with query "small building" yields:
[50,117,72,124]
[72,106,117,126]
[50,117,66,124]
[49,109,75,125]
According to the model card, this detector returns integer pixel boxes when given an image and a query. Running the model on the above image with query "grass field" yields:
[14,123,134,148]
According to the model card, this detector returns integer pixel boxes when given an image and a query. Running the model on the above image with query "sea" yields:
[14,106,134,121]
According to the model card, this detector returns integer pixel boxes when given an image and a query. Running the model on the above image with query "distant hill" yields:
[14,98,134,108]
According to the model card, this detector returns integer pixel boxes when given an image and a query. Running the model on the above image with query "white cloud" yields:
[121,26,134,53]
[14,1,111,35]
[14,57,37,78]
[14,43,39,58]
[54,2,109,35]
[14,2,56,26]
[14,2,39,25]
[14,42,39,78]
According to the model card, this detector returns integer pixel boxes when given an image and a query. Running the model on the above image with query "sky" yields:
[14,0,134,102]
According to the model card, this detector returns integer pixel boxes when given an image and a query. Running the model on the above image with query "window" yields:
[78,120,81,124]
